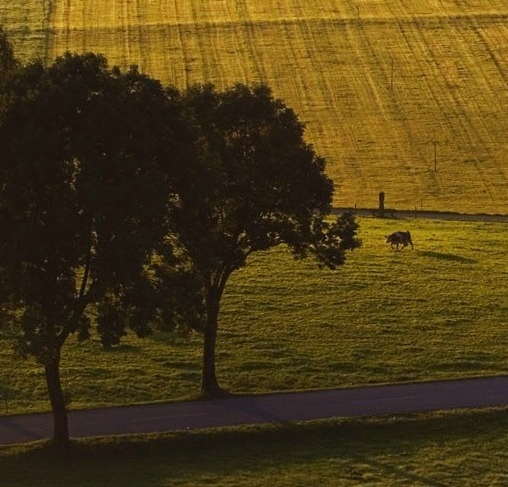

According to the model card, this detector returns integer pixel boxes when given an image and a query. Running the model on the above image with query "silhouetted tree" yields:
[162,83,361,396]
[0,53,179,446]
[0,26,17,77]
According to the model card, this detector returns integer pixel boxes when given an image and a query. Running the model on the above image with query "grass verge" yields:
[1,407,508,486]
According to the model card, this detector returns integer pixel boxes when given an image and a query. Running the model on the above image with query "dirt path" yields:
[2,375,508,446]
[334,208,508,223]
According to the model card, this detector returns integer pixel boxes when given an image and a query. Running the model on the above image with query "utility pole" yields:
[433,140,438,172]
[390,57,394,91]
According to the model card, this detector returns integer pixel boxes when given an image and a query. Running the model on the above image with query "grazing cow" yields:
[385,231,413,250]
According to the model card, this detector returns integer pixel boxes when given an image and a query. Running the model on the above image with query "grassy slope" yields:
[1,217,507,414]
[2,1,508,213]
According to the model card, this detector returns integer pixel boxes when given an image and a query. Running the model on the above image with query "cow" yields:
[385,230,413,250]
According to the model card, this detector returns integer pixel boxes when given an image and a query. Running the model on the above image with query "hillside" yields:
[2,1,508,214]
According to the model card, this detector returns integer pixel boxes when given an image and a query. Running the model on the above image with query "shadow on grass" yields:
[354,454,450,486]
[2,408,507,486]
[102,343,143,354]
[418,250,477,263]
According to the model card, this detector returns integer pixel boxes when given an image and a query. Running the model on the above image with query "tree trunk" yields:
[200,291,224,397]
[44,353,70,447]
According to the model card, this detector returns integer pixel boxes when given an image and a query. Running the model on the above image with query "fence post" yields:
[378,191,385,217]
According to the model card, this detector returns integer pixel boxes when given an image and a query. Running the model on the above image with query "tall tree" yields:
[0,26,18,117]
[164,83,361,397]
[0,26,17,77]
[0,53,179,446]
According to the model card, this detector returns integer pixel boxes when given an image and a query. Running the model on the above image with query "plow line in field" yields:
[46,12,508,38]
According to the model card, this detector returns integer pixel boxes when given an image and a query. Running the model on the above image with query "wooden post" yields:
[378,191,385,217]
[390,57,394,91]
[433,140,438,172]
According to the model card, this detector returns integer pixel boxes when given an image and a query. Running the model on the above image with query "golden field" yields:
[2,1,508,213]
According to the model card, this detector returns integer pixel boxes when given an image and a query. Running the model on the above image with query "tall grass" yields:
[0,217,506,414]
[2,1,508,212]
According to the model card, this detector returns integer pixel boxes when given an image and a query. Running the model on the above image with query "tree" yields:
[164,83,361,397]
[0,26,18,77]
[0,53,179,446]
[0,26,18,116]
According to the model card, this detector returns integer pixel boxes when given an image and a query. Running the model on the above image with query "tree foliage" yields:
[0,26,18,120]
[0,26,361,438]
[0,26,17,78]
[162,83,361,396]
[0,52,180,445]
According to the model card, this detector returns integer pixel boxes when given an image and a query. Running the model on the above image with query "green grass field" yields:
[2,1,508,213]
[2,409,508,486]
[1,217,507,414]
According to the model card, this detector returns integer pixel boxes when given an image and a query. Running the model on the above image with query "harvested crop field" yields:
[2,1,508,213]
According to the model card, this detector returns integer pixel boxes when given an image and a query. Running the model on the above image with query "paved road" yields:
[1,376,508,446]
